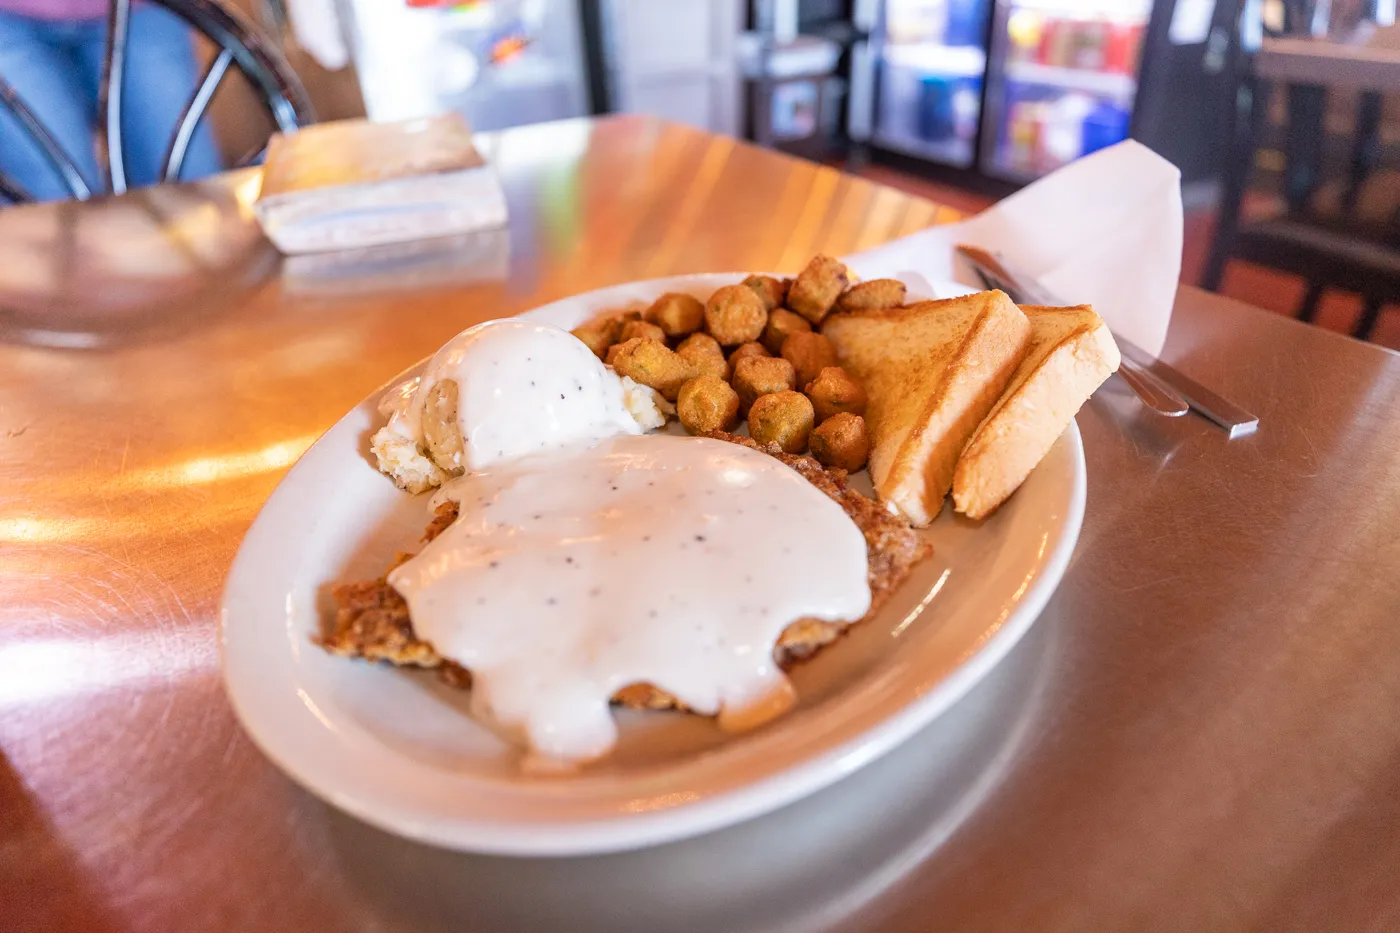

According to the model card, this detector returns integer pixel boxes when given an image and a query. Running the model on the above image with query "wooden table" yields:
[4,116,1400,933]
[1255,34,1400,91]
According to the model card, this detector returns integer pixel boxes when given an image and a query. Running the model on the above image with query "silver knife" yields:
[955,245,1259,438]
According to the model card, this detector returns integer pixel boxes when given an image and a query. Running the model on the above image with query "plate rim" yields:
[220,272,1085,855]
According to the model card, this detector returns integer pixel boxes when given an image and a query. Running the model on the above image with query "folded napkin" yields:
[844,140,1183,357]
[254,115,508,255]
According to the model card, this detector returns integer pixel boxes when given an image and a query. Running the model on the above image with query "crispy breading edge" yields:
[322,433,932,712]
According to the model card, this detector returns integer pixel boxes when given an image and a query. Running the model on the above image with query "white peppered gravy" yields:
[383,319,642,475]
[388,433,871,770]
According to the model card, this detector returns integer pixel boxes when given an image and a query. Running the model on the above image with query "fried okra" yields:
[572,311,633,360]
[761,307,812,355]
[645,292,705,337]
[572,318,619,360]
[804,366,867,423]
[809,412,869,472]
[781,331,839,389]
[677,375,740,435]
[836,278,906,313]
[743,274,788,311]
[726,340,770,378]
[786,255,849,324]
[748,390,815,454]
[609,337,696,401]
[620,319,668,344]
[675,332,728,381]
[732,355,797,414]
[705,284,768,346]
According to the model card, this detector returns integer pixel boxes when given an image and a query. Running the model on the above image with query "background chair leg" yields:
[1342,91,1382,214]
[1296,281,1325,323]
[1203,71,1262,292]
[1353,297,1385,341]
[1201,243,1231,293]
[1283,83,1327,214]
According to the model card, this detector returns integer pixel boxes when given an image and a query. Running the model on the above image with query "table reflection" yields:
[0,175,276,350]
[309,613,1058,933]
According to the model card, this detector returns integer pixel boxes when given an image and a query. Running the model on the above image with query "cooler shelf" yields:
[1005,61,1136,98]
[883,43,988,78]
[1003,0,1149,24]
[874,128,976,168]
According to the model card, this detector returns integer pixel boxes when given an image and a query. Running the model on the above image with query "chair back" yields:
[1203,0,1400,339]
[0,0,314,203]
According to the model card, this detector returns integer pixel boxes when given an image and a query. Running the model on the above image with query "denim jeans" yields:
[0,5,222,201]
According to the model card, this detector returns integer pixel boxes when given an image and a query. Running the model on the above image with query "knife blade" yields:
[954,244,1259,437]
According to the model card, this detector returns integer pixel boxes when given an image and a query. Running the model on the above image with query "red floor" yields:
[854,164,1400,353]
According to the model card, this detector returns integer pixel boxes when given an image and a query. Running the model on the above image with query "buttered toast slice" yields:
[952,305,1120,520]
[822,291,1031,526]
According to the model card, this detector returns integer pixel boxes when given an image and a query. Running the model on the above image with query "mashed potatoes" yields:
[371,321,667,493]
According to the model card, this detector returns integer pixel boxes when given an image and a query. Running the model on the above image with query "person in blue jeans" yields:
[0,0,222,201]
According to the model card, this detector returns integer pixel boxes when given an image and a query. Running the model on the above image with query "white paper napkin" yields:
[843,140,1183,357]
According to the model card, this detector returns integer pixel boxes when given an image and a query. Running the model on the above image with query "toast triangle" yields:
[822,290,1031,526]
[952,305,1120,519]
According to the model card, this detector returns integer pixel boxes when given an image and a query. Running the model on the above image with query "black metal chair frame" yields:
[1203,0,1397,340]
[0,0,313,203]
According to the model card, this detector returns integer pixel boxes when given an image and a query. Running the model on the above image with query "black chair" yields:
[0,0,314,204]
[1202,0,1399,341]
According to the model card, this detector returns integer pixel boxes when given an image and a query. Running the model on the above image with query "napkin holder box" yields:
[282,228,510,296]
[253,115,508,256]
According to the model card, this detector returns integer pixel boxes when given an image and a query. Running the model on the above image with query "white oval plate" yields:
[221,273,1085,856]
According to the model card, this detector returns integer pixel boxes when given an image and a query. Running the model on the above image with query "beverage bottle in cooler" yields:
[952,75,982,142]
[1081,99,1131,155]
[918,74,957,143]
[1107,21,1137,74]
[1041,16,1073,67]
[1042,93,1092,170]
[945,0,985,46]
[1073,19,1109,71]
[889,0,942,44]
[1123,23,1143,76]
[1005,94,1039,172]
[1028,100,1050,173]
[1007,8,1042,65]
